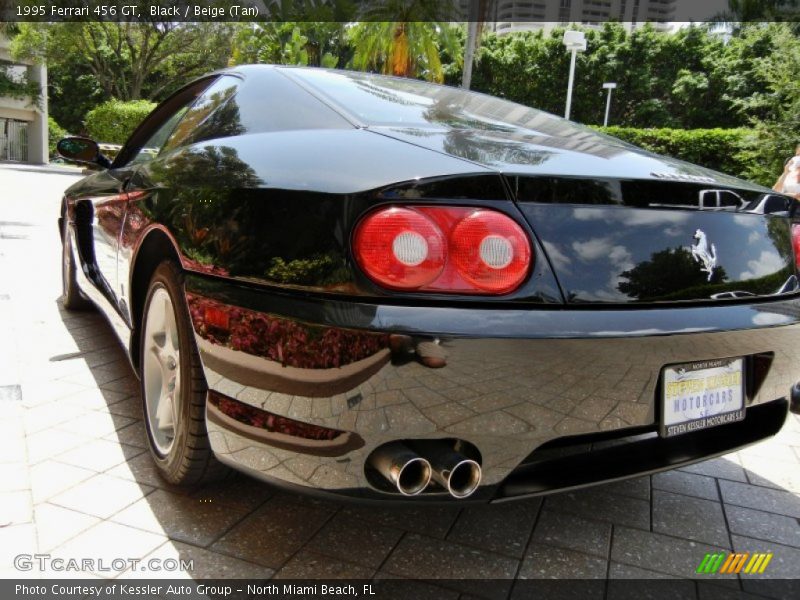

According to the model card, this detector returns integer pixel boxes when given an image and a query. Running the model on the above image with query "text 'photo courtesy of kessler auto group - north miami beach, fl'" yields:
[2,0,800,598]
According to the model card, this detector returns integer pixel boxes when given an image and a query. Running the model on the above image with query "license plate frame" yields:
[660,357,745,438]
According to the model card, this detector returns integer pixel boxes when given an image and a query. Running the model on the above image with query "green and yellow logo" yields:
[696,552,773,574]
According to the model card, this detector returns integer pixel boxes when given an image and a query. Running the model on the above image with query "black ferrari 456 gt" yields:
[57,65,800,502]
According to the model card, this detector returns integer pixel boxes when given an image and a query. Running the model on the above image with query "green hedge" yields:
[48,116,66,157]
[84,99,156,145]
[596,127,759,183]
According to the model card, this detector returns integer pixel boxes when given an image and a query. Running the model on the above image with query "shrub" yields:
[84,99,155,144]
[596,127,754,180]
[47,116,66,157]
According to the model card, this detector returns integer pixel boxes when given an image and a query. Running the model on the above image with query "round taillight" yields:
[353,207,446,289]
[450,211,531,293]
[793,224,800,270]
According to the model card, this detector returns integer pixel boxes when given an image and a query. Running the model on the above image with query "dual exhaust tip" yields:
[369,441,482,498]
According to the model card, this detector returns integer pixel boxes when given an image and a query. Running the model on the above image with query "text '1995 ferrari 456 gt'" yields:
[57,65,800,503]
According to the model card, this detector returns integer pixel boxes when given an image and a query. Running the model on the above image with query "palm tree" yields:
[347,0,460,83]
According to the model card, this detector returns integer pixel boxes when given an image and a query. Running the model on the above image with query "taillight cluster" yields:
[792,224,800,270]
[353,206,532,294]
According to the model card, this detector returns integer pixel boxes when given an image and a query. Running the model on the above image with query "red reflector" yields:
[352,207,446,290]
[209,391,343,440]
[353,206,532,295]
[204,306,230,331]
[792,224,800,270]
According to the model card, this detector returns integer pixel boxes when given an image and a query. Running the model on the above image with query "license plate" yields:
[661,358,745,438]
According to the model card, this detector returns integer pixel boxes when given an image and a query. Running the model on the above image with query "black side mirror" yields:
[56,137,112,168]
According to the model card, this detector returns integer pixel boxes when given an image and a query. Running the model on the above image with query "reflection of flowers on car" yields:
[186,293,389,369]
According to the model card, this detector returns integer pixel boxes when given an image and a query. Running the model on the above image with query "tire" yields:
[140,260,229,485]
[61,219,92,310]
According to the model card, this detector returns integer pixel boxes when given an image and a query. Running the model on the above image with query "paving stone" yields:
[305,512,403,569]
[0,524,38,569]
[189,477,273,512]
[0,490,33,526]
[211,497,333,569]
[652,490,730,547]
[34,503,100,552]
[738,440,799,463]
[607,562,680,579]
[599,476,651,501]
[724,504,800,548]
[56,438,144,473]
[448,499,541,558]
[105,451,186,491]
[22,401,87,434]
[610,526,736,582]
[545,488,650,530]
[340,504,460,539]
[531,509,612,559]
[126,540,272,579]
[111,488,252,547]
[106,395,143,419]
[50,520,167,577]
[274,548,374,579]
[28,459,96,504]
[59,386,130,411]
[49,473,154,519]
[519,543,607,579]
[1,437,27,464]
[382,533,517,600]
[652,470,719,501]
[719,479,800,519]
[679,456,747,483]
[25,428,87,464]
[56,410,135,438]
[104,420,148,448]
[740,455,800,494]
[733,535,800,588]
[19,380,88,408]
[0,462,30,492]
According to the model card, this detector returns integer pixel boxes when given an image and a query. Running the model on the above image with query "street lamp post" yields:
[602,82,617,126]
[562,30,586,120]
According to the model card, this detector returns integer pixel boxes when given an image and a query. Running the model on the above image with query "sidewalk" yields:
[0,160,84,177]
[1,166,799,592]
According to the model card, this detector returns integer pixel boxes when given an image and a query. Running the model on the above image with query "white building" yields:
[459,0,678,35]
[0,35,48,164]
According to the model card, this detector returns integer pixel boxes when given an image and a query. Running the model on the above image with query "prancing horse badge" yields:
[691,229,717,281]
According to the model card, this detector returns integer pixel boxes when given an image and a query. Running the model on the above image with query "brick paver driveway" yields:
[1,164,799,593]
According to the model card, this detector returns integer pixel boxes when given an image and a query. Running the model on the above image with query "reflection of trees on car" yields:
[619,247,729,300]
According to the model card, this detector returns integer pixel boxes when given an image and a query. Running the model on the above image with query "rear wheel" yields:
[140,261,228,485]
[61,220,92,310]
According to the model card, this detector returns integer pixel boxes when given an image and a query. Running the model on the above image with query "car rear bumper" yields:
[185,273,800,502]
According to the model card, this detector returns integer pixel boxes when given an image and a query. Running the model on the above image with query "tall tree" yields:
[735,23,800,185]
[347,0,461,82]
[13,22,234,101]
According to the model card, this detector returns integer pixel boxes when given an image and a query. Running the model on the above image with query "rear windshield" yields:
[286,68,577,136]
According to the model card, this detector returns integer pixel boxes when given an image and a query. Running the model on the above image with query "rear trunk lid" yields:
[512,177,796,304]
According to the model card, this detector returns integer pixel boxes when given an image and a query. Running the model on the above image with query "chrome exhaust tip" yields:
[369,442,432,496]
[440,457,482,499]
[411,441,482,499]
[791,382,800,415]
